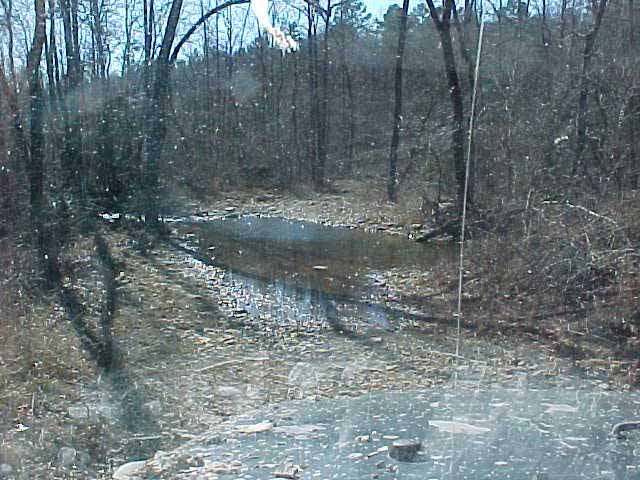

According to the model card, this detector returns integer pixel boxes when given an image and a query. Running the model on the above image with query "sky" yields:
[363,0,403,19]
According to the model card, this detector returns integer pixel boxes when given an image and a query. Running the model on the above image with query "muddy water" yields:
[175,216,453,336]
[196,216,450,292]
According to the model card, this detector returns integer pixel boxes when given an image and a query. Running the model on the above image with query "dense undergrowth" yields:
[466,191,640,361]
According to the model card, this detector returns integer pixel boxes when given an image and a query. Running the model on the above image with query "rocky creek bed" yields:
[1,184,637,479]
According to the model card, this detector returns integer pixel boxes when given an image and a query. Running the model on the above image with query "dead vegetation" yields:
[465,192,640,361]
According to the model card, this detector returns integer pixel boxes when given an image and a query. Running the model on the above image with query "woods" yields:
[3,0,637,228]
[2,0,640,476]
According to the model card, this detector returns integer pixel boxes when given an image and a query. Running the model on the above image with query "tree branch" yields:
[170,0,250,63]
[158,0,184,63]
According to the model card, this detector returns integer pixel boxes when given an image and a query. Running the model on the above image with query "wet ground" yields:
[3,203,636,479]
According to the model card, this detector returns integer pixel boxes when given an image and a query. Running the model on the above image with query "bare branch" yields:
[170,0,250,63]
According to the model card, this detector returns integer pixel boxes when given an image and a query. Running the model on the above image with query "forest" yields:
[1,0,640,478]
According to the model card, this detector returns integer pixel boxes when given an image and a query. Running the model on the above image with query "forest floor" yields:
[0,178,638,479]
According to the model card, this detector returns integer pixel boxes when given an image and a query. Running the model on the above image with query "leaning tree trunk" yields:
[141,0,184,228]
[387,0,410,202]
[425,0,469,216]
[140,0,252,226]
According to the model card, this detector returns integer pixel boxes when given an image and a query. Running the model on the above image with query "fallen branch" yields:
[565,201,618,226]
[195,359,242,373]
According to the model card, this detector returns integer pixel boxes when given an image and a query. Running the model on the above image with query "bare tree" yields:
[387,0,409,202]
[424,0,470,215]
[573,0,608,182]
[0,0,57,284]
[89,0,106,78]
[0,0,16,84]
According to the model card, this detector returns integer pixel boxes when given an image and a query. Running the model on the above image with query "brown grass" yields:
[466,192,640,358]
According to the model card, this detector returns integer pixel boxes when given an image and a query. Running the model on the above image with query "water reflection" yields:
[175,216,449,336]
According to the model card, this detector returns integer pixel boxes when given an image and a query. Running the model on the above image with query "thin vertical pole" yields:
[456,2,486,359]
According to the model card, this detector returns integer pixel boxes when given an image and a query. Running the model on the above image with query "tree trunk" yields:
[141,0,184,228]
[316,0,333,190]
[0,0,17,84]
[59,0,84,193]
[425,0,469,216]
[387,0,410,202]
[574,0,608,178]
[307,5,319,184]
[89,0,106,79]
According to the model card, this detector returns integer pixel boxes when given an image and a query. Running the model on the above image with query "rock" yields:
[112,460,147,480]
[151,451,170,471]
[388,439,421,462]
[429,420,490,435]
[144,400,162,416]
[542,403,578,414]
[216,385,243,398]
[274,463,299,479]
[273,424,325,437]
[0,464,13,477]
[236,421,273,434]
[207,461,241,474]
[58,447,77,467]
[68,405,90,419]
[411,223,423,230]
[288,362,320,391]
[366,446,388,458]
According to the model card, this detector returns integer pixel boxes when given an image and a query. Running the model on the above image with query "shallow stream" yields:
[173,215,453,336]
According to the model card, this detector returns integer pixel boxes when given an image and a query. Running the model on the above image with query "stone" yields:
[274,463,299,479]
[216,385,243,398]
[144,400,162,416]
[68,405,90,419]
[236,422,273,434]
[0,464,13,477]
[58,447,77,467]
[112,460,147,480]
[428,420,491,435]
[273,424,325,437]
[388,438,421,462]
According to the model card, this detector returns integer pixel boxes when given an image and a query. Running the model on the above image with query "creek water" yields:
[175,215,453,336]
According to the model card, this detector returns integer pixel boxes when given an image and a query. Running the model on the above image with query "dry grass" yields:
[465,192,640,358]
[0,238,96,475]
